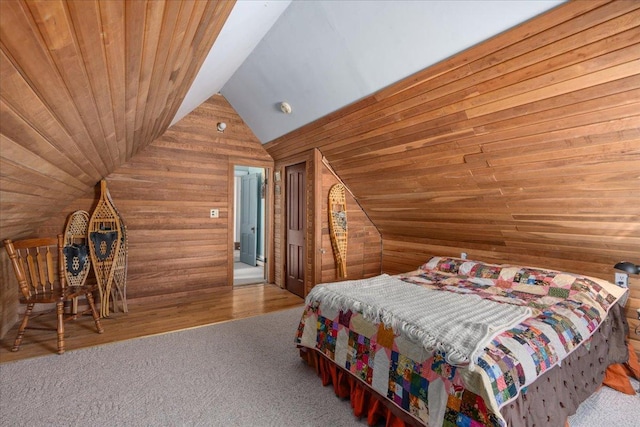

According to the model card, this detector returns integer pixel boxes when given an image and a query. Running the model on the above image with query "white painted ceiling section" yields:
[174,0,564,143]
[171,0,292,126]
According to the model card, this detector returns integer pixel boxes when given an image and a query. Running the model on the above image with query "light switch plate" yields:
[614,272,628,288]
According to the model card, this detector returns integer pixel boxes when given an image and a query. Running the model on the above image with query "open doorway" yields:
[233,166,266,286]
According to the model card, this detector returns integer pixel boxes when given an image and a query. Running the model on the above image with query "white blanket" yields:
[306,274,532,369]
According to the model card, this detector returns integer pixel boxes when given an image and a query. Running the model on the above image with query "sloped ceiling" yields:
[220,0,563,143]
[264,0,640,278]
[172,0,292,126]
[0,0,234,240]
[0,0,562,242]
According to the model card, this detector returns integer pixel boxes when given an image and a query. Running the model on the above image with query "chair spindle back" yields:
[4,236,65,299]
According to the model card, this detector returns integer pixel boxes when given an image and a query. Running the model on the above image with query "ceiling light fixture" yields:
[216,122,227,132]
[280,102,292,114]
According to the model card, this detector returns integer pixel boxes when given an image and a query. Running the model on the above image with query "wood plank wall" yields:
[0,95,271,338]
[0,252,17,339]
[320,160,382,283]
[266,1,640,354]
[0,0,233,241]
[272,150,383,295]
[43,95,271,297]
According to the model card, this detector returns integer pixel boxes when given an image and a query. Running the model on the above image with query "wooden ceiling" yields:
[0,0,234,241]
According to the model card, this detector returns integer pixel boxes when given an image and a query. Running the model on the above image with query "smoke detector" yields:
[280,102,292,114]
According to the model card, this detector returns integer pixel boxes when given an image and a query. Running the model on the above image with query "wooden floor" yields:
[0,283,304,364]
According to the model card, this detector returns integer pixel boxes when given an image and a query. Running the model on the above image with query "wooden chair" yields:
[3,235,104,354]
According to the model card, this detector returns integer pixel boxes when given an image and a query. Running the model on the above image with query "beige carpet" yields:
[568,376,640,426]
[0,308,638,426]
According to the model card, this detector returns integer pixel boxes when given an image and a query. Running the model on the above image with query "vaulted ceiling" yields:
[219,0,563,143]
[0,0,233,239]
[0,0,563,242]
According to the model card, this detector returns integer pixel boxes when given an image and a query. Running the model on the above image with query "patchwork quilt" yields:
[295,257,627,427]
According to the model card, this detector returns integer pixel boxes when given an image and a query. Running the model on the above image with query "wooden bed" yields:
[296,257,629,426]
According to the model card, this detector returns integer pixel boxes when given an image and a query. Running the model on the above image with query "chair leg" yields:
[72,296,78,315]
[12,303,34,352]
[86,292,104,334]
[56,301,65,355]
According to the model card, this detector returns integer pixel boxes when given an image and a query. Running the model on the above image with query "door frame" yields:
[274,149,322,296]
[228,158,274,286]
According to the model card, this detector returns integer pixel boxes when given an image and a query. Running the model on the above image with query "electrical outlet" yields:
[210,209,219,219]
[461,252,467,260]
[614,272,628,288]
[637,308,640,320]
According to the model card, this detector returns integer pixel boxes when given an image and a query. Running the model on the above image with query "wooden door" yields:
[285,162,306,297]
[239,173,259,266]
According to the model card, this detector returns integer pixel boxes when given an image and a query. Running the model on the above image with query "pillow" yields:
[468,263,504,279]
[603,342,640,394]
[420,257,476,274]
[421,257,624,309]
[421,257,504,277]
[603,363,636,395]
[624,341,640,380]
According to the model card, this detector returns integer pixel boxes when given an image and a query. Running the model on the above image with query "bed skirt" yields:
[300,347,422,426]
[299,304,628,427]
